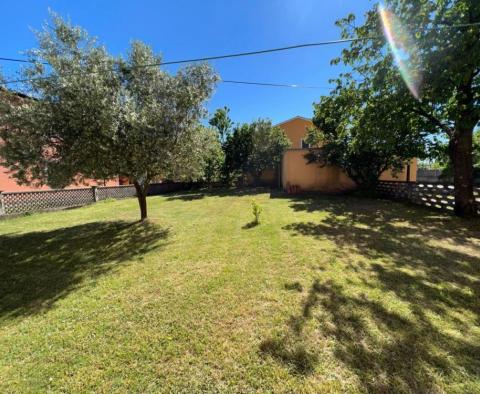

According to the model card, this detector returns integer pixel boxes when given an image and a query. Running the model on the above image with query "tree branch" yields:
[411,104,454,137]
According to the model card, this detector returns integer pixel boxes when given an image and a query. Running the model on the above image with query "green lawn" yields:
[0,189,479,393]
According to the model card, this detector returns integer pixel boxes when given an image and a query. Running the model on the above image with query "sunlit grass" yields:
[0,189,479,392]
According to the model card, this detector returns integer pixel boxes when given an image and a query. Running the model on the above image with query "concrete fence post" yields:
[91,186,99,203]
[0,192,5,215]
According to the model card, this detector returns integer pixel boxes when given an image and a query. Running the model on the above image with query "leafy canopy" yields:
[209,106,233,144]
[309,0,479,208]
[306,83,428,188]
[247,119,290,179]
[0,13,218,219]
[222,119,290,183]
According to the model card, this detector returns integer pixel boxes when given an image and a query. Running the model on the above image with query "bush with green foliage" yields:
[222,123,253,184]
[201,127,225,184]
[248,120,291,183]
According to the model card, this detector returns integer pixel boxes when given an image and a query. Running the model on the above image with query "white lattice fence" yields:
[97,185,136,201]
[0,188,94,215]
[376,181,480,214]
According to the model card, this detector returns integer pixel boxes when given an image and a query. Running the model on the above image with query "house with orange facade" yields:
[277,116,417,192]
[0,87,119,192]
[1,85,416,193]
[0,166,119,192]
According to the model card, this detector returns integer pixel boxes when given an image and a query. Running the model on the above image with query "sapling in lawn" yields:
[252,200,262,225]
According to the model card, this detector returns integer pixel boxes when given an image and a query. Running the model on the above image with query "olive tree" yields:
[0,14,217,220]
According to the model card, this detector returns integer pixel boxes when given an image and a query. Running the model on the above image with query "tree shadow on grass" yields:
[260,195,480,391]
[282,197,480,317]
[262,277,480,392]
[166,193,206,201]
[0,221,169,321]
[165,187,273,201]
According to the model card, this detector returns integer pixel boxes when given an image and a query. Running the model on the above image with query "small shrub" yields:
[252,200,262,224]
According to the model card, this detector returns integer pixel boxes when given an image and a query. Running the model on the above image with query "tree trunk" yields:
[133,181,148,221]
[450,129,476,217]
[449,77,478,218]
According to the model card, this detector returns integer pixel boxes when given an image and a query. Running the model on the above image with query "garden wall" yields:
[0,182,193,215]
[376,181,480,215]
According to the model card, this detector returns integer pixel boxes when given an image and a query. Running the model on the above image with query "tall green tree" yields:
[247,119,290,183]
[0,13,217,220]
[223,123,253,183]
[198,126,225,184]
[222,119,290,185]
[209,106,233,144]
[307,84,427,189]
[331,0,479,216]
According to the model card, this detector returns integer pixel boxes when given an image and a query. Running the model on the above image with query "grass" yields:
[0,189,479,393]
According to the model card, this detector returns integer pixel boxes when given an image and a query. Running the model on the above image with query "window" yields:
[301,139,310,149]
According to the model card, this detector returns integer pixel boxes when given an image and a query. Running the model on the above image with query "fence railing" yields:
[0,182,193,216]
[376,181,480,214]
[96,185,136,201]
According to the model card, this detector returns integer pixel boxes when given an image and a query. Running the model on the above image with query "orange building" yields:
[0,87,119,192]
[0,166,119,192]
[278,116,417,192]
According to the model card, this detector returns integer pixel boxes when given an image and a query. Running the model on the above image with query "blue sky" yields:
[0,0,372,124]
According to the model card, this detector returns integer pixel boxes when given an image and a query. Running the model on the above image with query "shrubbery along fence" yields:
[0,182,192,215]
[376,181,480,215]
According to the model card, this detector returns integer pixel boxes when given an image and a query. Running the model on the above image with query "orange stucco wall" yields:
[282,149,356,192]
[279,117,356,192]
[277,117,312,149]
[379,158,418,182]
[0,165,119,192]
[277,116,417,192]
[0,89,120,192]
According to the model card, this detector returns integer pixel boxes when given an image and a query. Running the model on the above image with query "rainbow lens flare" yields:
[378,3,422,99]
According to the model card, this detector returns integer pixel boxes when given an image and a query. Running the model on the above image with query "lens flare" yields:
[378,3,422,99]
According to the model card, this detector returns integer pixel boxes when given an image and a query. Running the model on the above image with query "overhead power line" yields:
[1,20,480,68]
[0,56,42,64]
[0,37,369,69]
[2,20,479,86]
[220,79,332,89]
[1,37,372,86]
